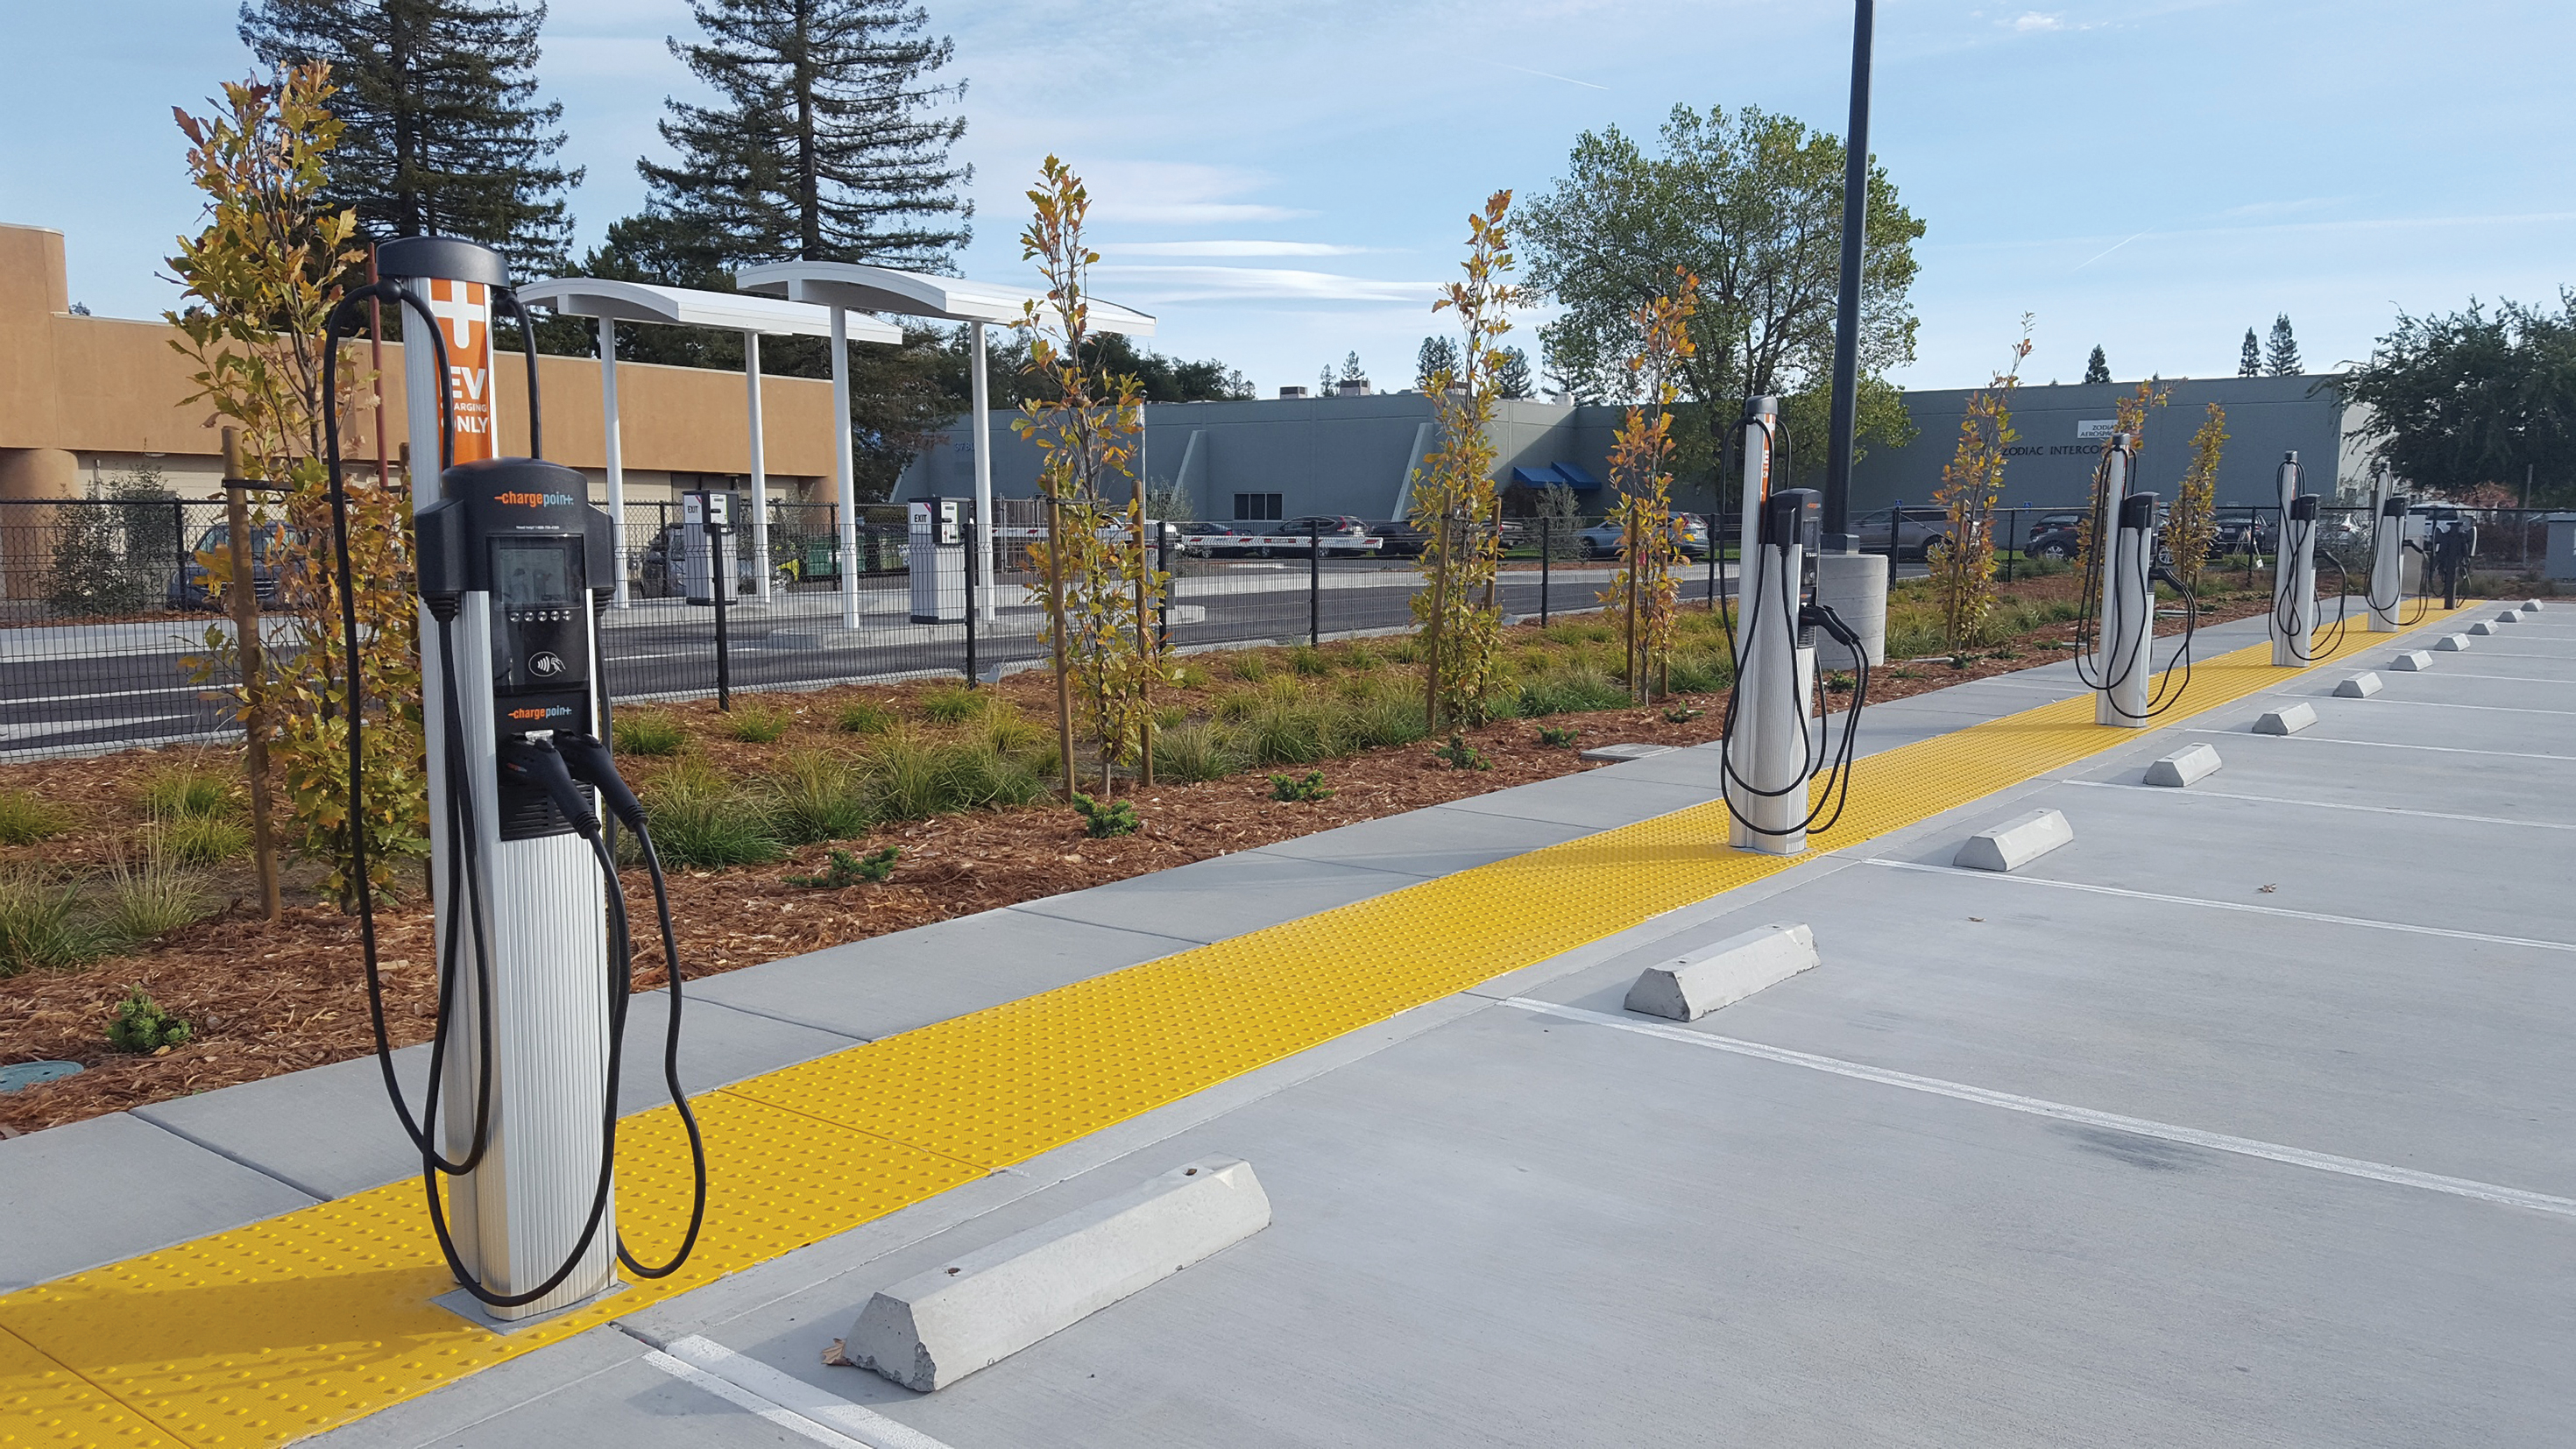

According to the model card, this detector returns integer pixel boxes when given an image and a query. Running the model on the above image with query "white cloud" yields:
[1100,240,1377,258]
[1088,265,1442,305]
[2013,11,2068,31]
[1090,202,1318,225]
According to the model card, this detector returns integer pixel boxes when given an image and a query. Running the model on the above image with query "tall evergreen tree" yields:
[1415,336,1459,390]
[643,0,971,269]
[2083,345,2111,385]
[1494,346,1534,399]
[2239,327,2262,377]
[2266,314,2302,376]
[239,0,580,274]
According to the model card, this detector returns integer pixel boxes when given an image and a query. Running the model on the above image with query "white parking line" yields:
[2056,778,2576,831]
[640,1332,959,1449]
[1501,998,2576,1220]
[1858,857,2576,954]
[2180,728,2576,764]
[2403,670,2576,686]
[2352,697,2576,717]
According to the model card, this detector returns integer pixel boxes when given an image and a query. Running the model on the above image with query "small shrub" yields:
[1342,693,1429,750]
[106,987,192,1053]
[837,700,894,734]
[1171,663,1213,689]
[0,870,96,975]
[1517,664,1627,717]
[973,704,1047,757]
[725,703,793,743]
[640,763,786,867]
[0,789,70,845]
[1338,643,1384,672]
[157,814,251,866]
[1666,650,1733,695]
[1662,704,1702,724]
[1212,689,1263,723]
[1823,670,1857,695]
[767,751,874,845]
[786,845,898,888]
[1269,771,1334,802]
[1157,723,1239,783]
[99,846,214,946]
[1228,652,1270,682]
[1434,732,1490,771]
[1244,699,1336,766]
[936,740,1047,811]
[1286,645,1330,676]
[1537,724,1579,748]
[139,767,235,821]
[613,711,686,757]
[1384,636,1424,665]
[1072,793,1138,838]
[919,685,987,724]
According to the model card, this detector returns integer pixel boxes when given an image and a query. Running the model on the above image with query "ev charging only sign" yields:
[423,278,498,464]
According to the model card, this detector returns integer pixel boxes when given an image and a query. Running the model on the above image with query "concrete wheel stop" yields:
[2333,673,2382,698]
[2435,633,2473,652]
[2254,703,2318,735]
[1953,809,2074,873]
[2144,743,2222,787]
[842,1157,1271,1392]
[2467,620,2502,637]
[2388,651,2434,672]
[1624,924,1818,1021]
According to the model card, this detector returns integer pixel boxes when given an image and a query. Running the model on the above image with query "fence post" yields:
[962,499,980,687]
[1308,520,1321,647]
[219,428,280,923]
[1704,512,1717,610]
[1156,522,1171,649]
[1539,515,1552,626]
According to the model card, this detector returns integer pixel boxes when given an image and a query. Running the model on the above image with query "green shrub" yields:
[1243,698,1337,766]
[1662,704,1702,723]
[1433,732,1490,771]
[139,767,236,821]
[919,685,987,723]
[1156,723,1239,783]
[1341,693,1428,750]
[99,846,213,946]
[785,845,898,888]
[725,703,794,743]
[0,870,96,975]
[106,987,192,1052]
[935,740,1047,812]
[1269,771,1334,802]
[613,711,686,757]
[1171,663,1214,689]
[1212,689,1263,723]
[767,751,874,845]
[1384,636,1424,664]
[1286,645,1330,676]
[1666,650,1734,695]
[0,789,70,845]
[157,814,250,866]
[639,763,786,867]
[837,700,893,734]
[1227,652,1270,682]
[1537,724,1579,748]
[1072,793,1139,838]
[973,704,1047,758]
[1337,642,1384,672]
[1517,665,1627,717]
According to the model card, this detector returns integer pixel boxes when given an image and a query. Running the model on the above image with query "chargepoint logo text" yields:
[495,491,574,508]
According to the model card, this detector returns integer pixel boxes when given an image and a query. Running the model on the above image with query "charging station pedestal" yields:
[1724,398,1820,855]
[909,498,966,624]
[2091,435,2155,728]
[683,490,735,607]
[2270,452,2317,665]
[386,237,619,1322]
[2368,473,2410,632]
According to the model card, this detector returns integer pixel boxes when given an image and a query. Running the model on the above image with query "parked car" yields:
[2208,505,2279,557]
[1270,514,1375,557]
[171,521,294,610]
[635,522,791,599]
[1572,515,1711,559]
[2020,511,2086,561]
[1855,505,1953,560]
[1368,520,1429,558]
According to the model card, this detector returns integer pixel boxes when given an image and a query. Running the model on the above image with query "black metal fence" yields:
[4,495,2559,758]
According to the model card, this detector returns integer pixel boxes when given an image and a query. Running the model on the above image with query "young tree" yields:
[1930,326,2031,651]
[1415,336,1459,391]
[2332,292,2576,505]
[2077,378,2171,573]
[1603,271,1697,701]
[644,0,971,271]
[2266,314,2301,375]
[1521,103,1924,484]
[166,65,422,904]
[238,0,580,275]
[1013,157,1169,796]
[2168,402,2228,592]
[1494,346,1534,399]
[2084,345,2110,385]
[2239,327,2262,377]
[1412,191,1524,729]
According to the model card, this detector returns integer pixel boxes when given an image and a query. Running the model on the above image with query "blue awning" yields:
[1508,466,1560,487]
[1550,463,1602,489]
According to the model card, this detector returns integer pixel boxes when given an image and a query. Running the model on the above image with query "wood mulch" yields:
[0,575,2277,1135]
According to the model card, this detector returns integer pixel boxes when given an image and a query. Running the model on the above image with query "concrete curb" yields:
[1623,924,1818,1022]
[1954,809,2074,873]
[845,1157,1271,1392]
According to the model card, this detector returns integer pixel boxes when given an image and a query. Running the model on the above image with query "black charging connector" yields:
[498,737,602,838]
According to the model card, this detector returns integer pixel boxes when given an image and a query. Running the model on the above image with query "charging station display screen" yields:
[490,538,588,700]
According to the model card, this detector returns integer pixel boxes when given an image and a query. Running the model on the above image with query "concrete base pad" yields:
[2334,673,2383,698]
[844,1156,1271,1392]
[2143,742,2222,787]
[1623,923,1818,1021]
[1578,741,1676,764]
[1953,809,2075,873]
[2254,702,2319,735]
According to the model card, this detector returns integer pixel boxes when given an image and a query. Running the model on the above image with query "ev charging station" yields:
[2076,433,2197,728]
[336,237,703,1323]
[1720,396,1868,856]
[909,497,966,624]
[2367,464,2417,633]
[2269,452,2319,665]
[681,488,736,607]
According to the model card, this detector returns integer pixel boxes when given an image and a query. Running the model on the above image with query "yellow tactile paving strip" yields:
[0,615,2439,1447]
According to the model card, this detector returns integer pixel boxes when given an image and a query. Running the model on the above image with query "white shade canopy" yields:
[515,277,902,343]
[734,262,1156,336]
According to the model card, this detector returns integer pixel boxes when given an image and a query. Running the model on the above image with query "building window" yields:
[1234,492,1283,521]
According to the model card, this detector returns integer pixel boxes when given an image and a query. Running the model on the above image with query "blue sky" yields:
[5,1,2572,396]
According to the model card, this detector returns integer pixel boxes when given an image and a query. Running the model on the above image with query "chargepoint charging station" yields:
[2076,433,2197,727]
[1720,397,1868,855]
[326,237,704,1322]
[2268,450,2351,664]
[682,489,736,607]
[909,497,966,624]
[2366,464,2420,633]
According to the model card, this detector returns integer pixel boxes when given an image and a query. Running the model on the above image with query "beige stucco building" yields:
[0,222,839,505]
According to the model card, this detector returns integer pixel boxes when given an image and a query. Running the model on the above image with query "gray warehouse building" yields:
[895,373,2372,523]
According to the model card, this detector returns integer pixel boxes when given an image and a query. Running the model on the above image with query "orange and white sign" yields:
[422,278,497,465]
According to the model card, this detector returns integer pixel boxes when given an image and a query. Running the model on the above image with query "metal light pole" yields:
[1811,0,1891,670]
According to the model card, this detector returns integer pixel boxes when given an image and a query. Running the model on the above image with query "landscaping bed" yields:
[0,567,2279,1134]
